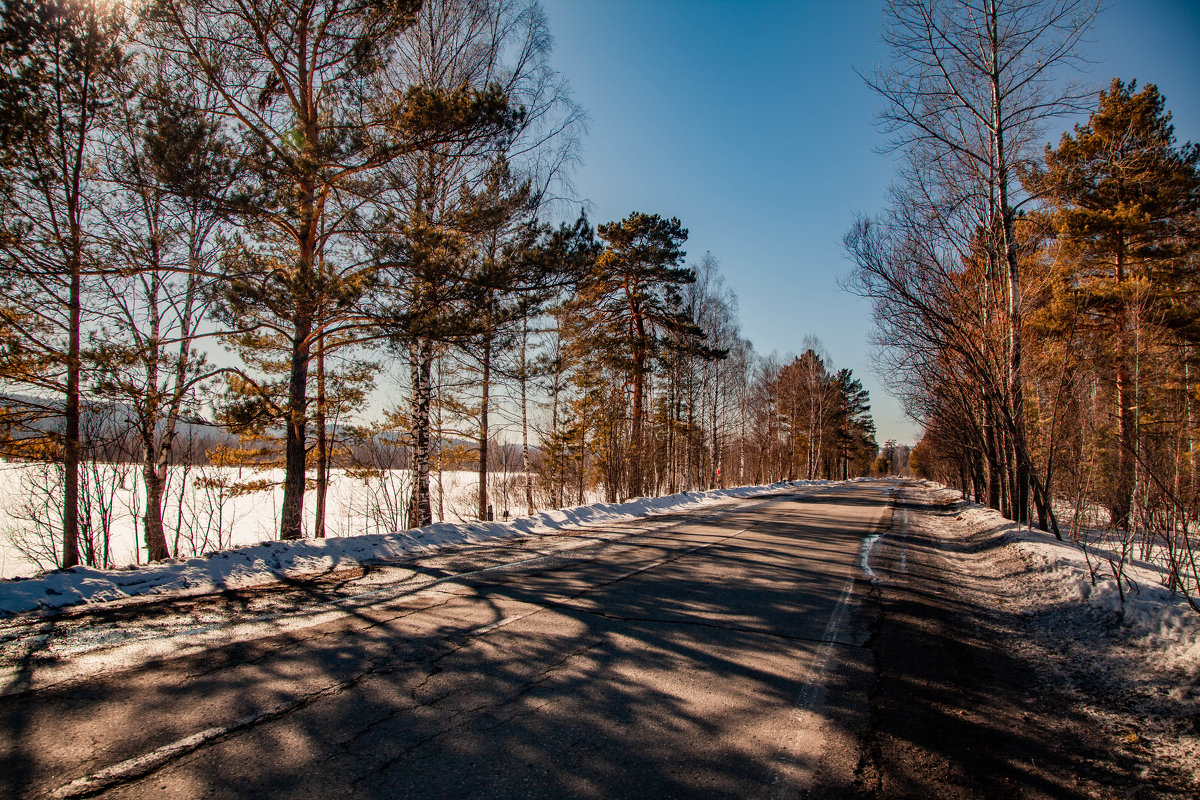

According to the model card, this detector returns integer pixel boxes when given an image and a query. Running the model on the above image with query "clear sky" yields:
[536,0,1200,446]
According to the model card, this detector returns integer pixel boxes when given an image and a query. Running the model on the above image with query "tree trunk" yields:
[435,355,445,522]
[409,338,434,528]
[973,449,986,504]
[63,235,82,568]
[1113,244,1135,527]
[990,0,1029,526]
[685,384,694,491]
[711,368,720,489]
[1188,350,1197,496]
[142,461,171,561]
[478,333,491,520]
[630,311,648,499]
[520,320,534,515]
[280,309,312,540]
[550,374,561,508]
[578,418,587,506]
[986,404,1001,511]
[314,333,328,538]
[739,389,746,484]
[631,365,645,499]
[666,375,677,494]
[142,279,198,562]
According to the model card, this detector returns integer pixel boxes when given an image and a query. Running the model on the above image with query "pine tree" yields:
[149,0,510,540]
[573,212,696,499]
[456,156,538,521]
[360,0,565,529]
[1028,79,1200,525]
[830,368,875,480]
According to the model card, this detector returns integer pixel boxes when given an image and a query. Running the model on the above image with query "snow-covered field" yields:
[0,460,561,580]
[0,479,819,616]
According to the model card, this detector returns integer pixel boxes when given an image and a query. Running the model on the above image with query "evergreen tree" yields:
[573,212,696,499]
[148,0,511,539]
[831,368,875,480]
[455,156,538,521]
[1028,79,1200,525]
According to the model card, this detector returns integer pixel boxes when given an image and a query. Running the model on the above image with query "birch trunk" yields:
[409,338,434,528]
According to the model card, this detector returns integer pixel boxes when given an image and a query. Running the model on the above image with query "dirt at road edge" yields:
[806,482,1197,800]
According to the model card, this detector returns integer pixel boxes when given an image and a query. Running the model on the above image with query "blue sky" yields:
[537,0,1200,445]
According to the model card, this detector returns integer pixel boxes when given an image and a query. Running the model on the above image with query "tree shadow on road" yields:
[3,486,1173,799]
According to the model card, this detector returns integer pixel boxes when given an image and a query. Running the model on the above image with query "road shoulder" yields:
[811,482,1198,800]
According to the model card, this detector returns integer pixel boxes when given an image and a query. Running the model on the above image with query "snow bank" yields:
[929,482,1200,676]
[1014,530,1200,675]
[0,481,820,617]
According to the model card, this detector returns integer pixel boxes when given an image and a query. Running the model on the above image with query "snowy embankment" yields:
[0,481,818,617]
[928,482,1200,678]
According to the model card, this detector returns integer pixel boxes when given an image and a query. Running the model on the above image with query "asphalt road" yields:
[0,481,896,799]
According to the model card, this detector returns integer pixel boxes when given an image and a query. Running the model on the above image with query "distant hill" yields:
[0,394,541,469]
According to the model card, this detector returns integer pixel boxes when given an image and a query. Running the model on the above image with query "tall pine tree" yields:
[572,213,697,499]
[1028,79,1200,525]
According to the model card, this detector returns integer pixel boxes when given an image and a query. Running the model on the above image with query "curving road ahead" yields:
[2,482,898,799]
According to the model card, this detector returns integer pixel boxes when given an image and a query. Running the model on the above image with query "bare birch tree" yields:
[860,0,1098,525]
[0,0,126,567]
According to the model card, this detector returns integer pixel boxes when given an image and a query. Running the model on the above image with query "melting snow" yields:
[941,496,1200,676]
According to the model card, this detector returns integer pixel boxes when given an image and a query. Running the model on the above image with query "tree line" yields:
[0,0,879,571]
[847,0,1200,608]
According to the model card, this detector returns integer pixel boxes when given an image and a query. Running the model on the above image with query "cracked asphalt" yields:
[2,482,896,799]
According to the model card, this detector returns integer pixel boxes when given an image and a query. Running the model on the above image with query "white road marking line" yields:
[51,726,234,799]
[792,575,856,712]
[768,573,859,800]
[47,679,345,800]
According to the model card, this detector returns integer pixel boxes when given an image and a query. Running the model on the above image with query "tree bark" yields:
[1113,244,1135,527]
[550,369,561,507]
[986,404,1002,511]
[409,338,434,528]
[711,368,720,488]
[280,308,312,540]
[314,332,328,539]
[520,319,534,515]
[478,333,491,520]
[630,332,646,499]
[142,463,170,561]
[63,218,82,568]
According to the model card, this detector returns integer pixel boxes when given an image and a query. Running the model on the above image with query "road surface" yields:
[2,480,1170,799]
